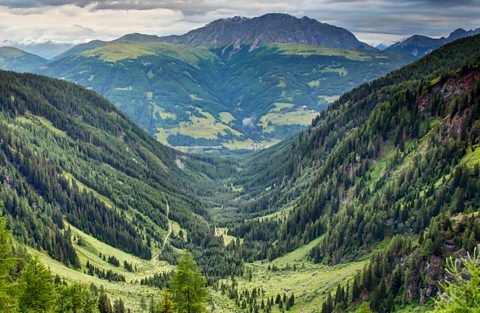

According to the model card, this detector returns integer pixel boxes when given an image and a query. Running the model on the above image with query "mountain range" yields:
[0,12,479,312]
[1,14,476,154]
[123,13,374,51]
[29,14,415,153]
[386,27,480,57]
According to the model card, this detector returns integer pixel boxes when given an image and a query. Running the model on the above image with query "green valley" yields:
[0,10,479,313]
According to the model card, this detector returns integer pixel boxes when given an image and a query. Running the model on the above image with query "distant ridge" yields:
[386,27,480,57]
[117,13,374,50]
[0,46,47,72]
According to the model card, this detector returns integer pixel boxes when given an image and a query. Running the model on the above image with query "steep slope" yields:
[224,35,480,269]
[0,70,239,273]
[0,46,47,72]
[152,13,373,50]
[37,20,410,153]
[386,27,480,58]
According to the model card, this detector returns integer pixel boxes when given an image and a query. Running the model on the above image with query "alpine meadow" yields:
[0,2,479,313]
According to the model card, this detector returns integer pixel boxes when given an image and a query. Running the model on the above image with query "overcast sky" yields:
[0,0,479,46]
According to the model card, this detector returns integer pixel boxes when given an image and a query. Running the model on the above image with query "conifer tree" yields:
[98,287,113,313]
[170,252,207,313]
[0,212,19,312]
[433,250,480,312]
[18,256,55,313]
[55,282,97,313]
[156,289,176,313]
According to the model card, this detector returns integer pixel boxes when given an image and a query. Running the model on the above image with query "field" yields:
[25,224,172,311]
[212,235,366,313]
[80,42,216,66]
[258,103,319,133]
[272,43,373,61]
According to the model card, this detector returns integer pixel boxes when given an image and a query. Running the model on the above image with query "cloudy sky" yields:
[0,0,479,46]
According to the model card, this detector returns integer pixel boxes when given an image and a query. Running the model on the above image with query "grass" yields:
[25,240,167,312]
[259,106,318,131]
[156,107,242,143]
[272,43,372,61]
[273,236,324,265]
[80,42,216,66]
[17,114,67,137]
[460,144,480,166]
[219,112,235,124]
[213,238,366,313]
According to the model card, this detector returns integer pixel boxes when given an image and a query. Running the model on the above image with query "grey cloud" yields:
[0,0,478,46]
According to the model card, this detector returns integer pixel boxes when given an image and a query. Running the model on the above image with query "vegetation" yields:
[1,28,480,313]
[170,253,208,313]
[433,249,480,312]
[37,38,410,152]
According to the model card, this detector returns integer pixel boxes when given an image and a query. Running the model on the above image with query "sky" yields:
[0,0,479,47]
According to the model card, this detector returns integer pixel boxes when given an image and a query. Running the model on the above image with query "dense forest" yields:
[0,69,240,280]
[228,35,480,260]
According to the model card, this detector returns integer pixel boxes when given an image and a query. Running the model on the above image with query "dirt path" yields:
[154,195,172,260]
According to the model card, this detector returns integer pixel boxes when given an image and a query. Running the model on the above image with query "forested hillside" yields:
[224,35,480,278]
[0,70,239,274]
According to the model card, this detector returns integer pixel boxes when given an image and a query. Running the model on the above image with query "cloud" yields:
[0,0,478,46]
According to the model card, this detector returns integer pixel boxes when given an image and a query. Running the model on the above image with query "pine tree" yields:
[433,250,480,312]
[170,252,207,313]
[0,213,19,312]
[156,289,176,313]
[113,298,126,313]
[55,282,97,313]
[18,256,55,313]
[98,287,113,313]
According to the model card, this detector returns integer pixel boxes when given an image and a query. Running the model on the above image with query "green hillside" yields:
[36,40,410,153]
[0,46,47,72]
[0,70,241,305]
[212,35,480,311]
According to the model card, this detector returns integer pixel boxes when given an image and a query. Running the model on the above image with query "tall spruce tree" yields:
[170,253,207,313]
[433,250,480,312]
[18,256,55,313]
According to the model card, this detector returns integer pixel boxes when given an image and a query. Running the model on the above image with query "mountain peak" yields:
[157,13,372,50]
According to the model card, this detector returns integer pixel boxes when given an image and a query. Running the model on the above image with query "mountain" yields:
[217,35,480,309]
[0,46,47,72]
[33,14,411,153]
[386,27,480,57]
[12,41,75,59]
[375,43,390,50]
[133,13,374,51]
[1,29,480,313]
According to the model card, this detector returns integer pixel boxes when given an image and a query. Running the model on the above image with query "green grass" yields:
[217,256,365,313]
[259,106,318,131]
[461,144,480,166]
[274,236,324,264]
[81,42,216,66]
[272,43,372,61]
